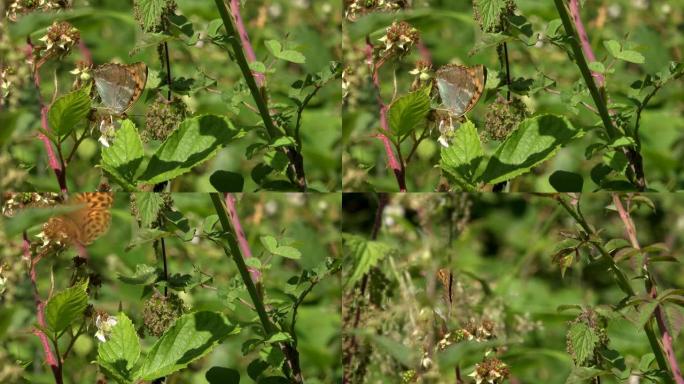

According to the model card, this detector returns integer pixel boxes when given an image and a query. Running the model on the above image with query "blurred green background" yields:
[1,0,342,192]
[342,193,684,383]
[342,0,684,191]
[0,193,341,383]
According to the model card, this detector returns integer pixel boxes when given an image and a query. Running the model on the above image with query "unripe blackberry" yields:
[143,291,185,337]
[484,96,528,141]
[143,96,187,142]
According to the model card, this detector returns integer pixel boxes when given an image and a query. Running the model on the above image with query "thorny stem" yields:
[26,40,67,194]
[612,195,684,384]
[229,0,264,87]
[23,233,62,384]
[555,194,672,378]
[554,0,646,191]
[365,39,406,192]
[224,193,261,283]
[210,194,302,383]
[213,0,307,191]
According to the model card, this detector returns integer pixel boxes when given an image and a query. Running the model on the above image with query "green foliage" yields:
[101,120,145,191]
[260,235,302,260]
[567,323,598,366]
[47,85,91,142]
[603,40,646,64]
[480,115,580,184]
[134,192,165,228]
[439,120,484,190]
[265,40,306,64]
[138,311,238,380]
[45,280,89,335]
[139,115,242,184]
[97,313,141,384]
[343,233,397,287]
[388,87,431,141]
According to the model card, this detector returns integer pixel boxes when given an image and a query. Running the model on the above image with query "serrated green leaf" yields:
[343,234,397,287]
[440,121,484,190]
[481,115,581,184]
[135,192,164,228]
[568,323,598,365]
[139,115,242,184]
[388,87,431,140]
[48,85,91,141]
[45,280,88,335]
[260,236,278,252]
[101,120,144,191]
[264,332,293,344]
[277,49,306,64]
[474,0,507,32]
[126,228,173,251]
[260,236,301,260]
[135,0,165,31]
[97,312,140,383]
[138,311,238,380]
[118,264,158,285]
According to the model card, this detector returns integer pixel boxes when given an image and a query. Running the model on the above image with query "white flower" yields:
[95,314,118,342]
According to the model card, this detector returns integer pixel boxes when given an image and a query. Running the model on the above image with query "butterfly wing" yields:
[93,62,147,115]
[435,64,486,117]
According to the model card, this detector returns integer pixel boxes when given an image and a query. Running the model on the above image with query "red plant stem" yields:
[612,194,684,384]
[224,193,261,282]
[23,233,62,384]
[229,0,265,88]
[26,41,67,193]
[568,0,604,87]
[365,39,406,192]
[78,40,92,67]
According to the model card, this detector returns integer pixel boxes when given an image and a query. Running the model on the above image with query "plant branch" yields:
[365,38,406,192]
[213,0,307,190]
[555,194,671,376]
[612,194,684,384]
[553,0,646,190]
[210,193,302,383]
[229,0,264,87]
[224,193,261,283]
[23,232,62,384]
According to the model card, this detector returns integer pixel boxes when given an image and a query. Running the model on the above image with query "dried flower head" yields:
[469,358,510,384]
[345,0,407,22]
[377,21,420,61]
[6,0,68,21]
[37,21,80,58]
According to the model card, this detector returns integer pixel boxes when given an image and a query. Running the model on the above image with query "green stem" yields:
[212,0,306,190]
[210,193,303,383]
[553,0,619,139]
[210,193,273,333]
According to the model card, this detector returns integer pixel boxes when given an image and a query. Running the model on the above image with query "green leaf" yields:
[139,115,242,184]
[135,0,165,31]
[260,235,301,260]
[388,87,431,140]
[603,40,645,64]
[549,170,584,192]
[209,170,244,192]
[101,120,145,191]
[265,40,306,64]
[48,85,91,141]
[138,311,238,380]
[474,0,508,32]
[118,264,158,285]
[97,312,141,384]
[264,332,293,344]
[481,115,580,184]
[206,367,240,384]
[126,228,173,251]
[568,323,598,365]
[45,280,89,335]
[343,234,397,287]
[135,193,164,228]
[565,366,605,384]
[440,121,485,190]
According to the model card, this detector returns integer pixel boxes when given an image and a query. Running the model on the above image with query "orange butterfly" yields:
[43,192,113,246]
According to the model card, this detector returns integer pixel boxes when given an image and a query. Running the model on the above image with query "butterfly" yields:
[434,64,487,117]
[92,62,148,116]
[43,192,114,246]
[436,268,453,306]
